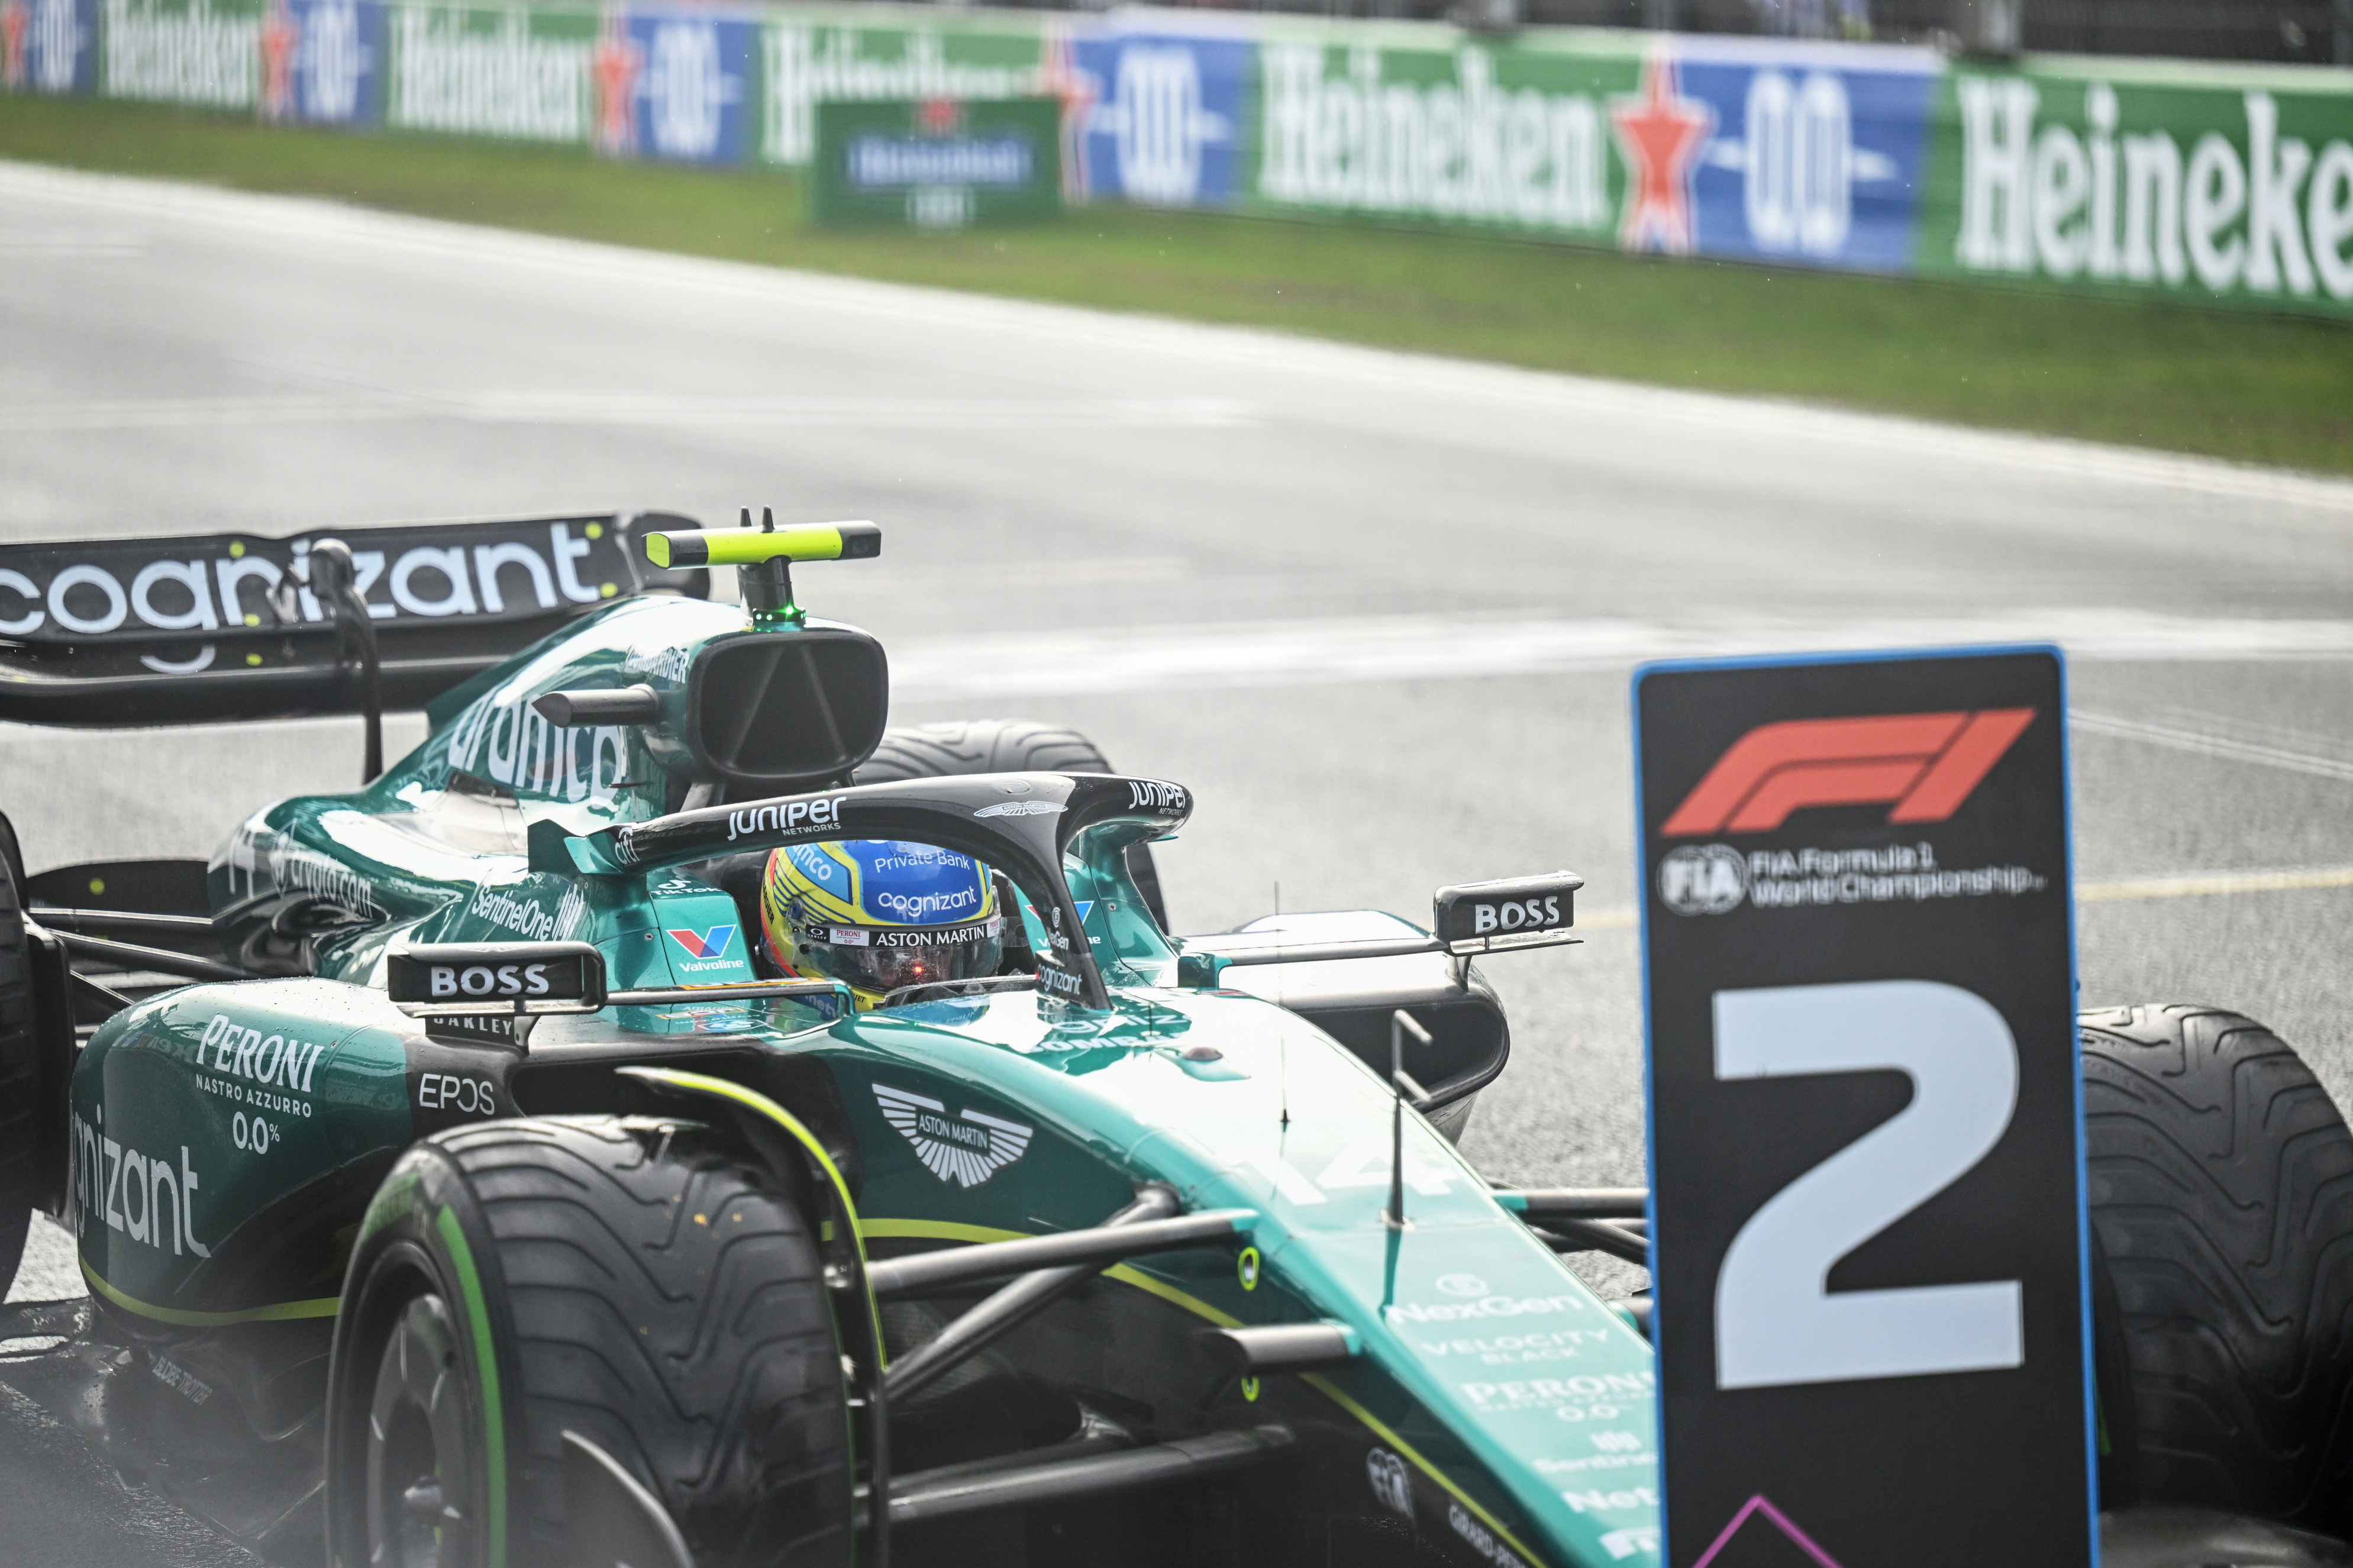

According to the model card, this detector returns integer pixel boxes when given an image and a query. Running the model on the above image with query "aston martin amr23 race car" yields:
[2,511,2352,1568]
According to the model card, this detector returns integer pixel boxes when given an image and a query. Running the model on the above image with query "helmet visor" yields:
[792,915,1004,999]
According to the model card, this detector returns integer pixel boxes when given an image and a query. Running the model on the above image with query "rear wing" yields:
[0,512,706,727]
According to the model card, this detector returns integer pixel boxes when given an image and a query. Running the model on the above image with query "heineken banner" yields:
[1,0,99,94]
[1251,33,1942,271]
[389,5,756,159]
[763,11,1045,168]
[1921,60,2353,311]
[77,0,386,123]
[811,95,1059,227]
[8,0,2351,316]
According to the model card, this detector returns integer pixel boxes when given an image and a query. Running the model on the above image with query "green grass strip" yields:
[5,93,2351,475]
[435,1204,508,1568]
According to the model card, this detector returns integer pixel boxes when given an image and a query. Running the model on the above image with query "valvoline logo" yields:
[666,924,736,961]
[650,889,756,984]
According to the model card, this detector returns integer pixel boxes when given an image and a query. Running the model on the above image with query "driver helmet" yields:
[760,839,1003,1008]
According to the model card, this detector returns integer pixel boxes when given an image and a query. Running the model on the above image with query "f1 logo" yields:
[1664,709,2034,837]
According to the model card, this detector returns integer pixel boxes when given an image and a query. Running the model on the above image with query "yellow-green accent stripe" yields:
[860,1218,1242,1327]
[865,1218,1548,1567]
[1301,1372,1550,1568]
[80,1257,338,1325]
[436,1205,508,1567]
[1106,1262,1242,1327]
[863,1218,1013,1244]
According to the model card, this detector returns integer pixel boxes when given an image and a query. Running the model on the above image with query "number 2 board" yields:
[1634,648,2094,1567]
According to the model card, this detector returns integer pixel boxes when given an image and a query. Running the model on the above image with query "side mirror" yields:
[386,940,609,1048]
[386,940,608,1014]
[1432,872,1584,955]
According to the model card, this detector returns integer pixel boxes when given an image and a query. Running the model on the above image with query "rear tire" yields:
[327,1116,853,1568]
[856,719,1170,930]
[0,824,39,1298]
[2083,1004,2353,1533]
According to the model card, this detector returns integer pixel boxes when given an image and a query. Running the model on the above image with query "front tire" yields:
[327,1116,853,1568]
[0,823,40,1297]
[2084,1004,2353,1534]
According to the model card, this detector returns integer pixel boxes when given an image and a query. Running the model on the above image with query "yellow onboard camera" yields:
[643,509,881,623]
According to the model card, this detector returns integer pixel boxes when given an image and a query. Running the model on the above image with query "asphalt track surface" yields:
[2,159,2351,1563]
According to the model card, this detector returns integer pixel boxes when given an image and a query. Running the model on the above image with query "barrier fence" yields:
[4,0,2351,317]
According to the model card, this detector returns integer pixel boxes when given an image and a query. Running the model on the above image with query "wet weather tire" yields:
[856,719,1171,929]
[2083,1004,2353,1533]
[327,1116,853,1568]
[0,845,37,1297]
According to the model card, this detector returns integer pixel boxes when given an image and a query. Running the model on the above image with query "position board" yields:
[1634,648,2094,1567]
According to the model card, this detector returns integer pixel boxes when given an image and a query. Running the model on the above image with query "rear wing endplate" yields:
[0,512,705,727]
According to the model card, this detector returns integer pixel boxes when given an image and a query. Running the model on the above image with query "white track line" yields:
[889,612,2353,700]
[2068,711,2353,784]
[0,392,1255,432]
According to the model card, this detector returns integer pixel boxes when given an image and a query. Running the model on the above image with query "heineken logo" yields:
[389,7,590,143]
[1258,43,1610,237]
[102,0,256,108]
[1954,78,2353,304]
[762,24,1042,166]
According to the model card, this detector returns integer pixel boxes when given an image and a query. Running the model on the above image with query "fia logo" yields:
[1658,843,1747,917]
[1366,1448,1413,1520]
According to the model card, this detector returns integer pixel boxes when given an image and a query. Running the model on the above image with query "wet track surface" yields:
[2,159,2351,1562]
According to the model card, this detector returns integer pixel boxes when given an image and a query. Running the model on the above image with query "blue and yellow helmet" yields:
[760,840,1002,1007]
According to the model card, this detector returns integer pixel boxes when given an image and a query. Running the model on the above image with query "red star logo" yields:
[1,0,31,91]
[257,0,299,121]
[915,96,962,137]
[1610,53,1715,256]
[589,12,640,156]
[1040,28,1099,202]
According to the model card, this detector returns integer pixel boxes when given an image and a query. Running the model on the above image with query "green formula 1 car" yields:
[2,511,2352,1568]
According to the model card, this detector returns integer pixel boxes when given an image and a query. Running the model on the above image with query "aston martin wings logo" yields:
[872,1082,1035,1188]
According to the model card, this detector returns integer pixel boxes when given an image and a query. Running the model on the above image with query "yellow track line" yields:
[2078,864,2353,901]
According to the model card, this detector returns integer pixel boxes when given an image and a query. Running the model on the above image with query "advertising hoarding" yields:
[1921,59,2353,311]
[760,12,1047,167]
[8,0,2351,318]
[1058,20,1251,206]
[811,94,1060,228]
[2,0,99,95]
